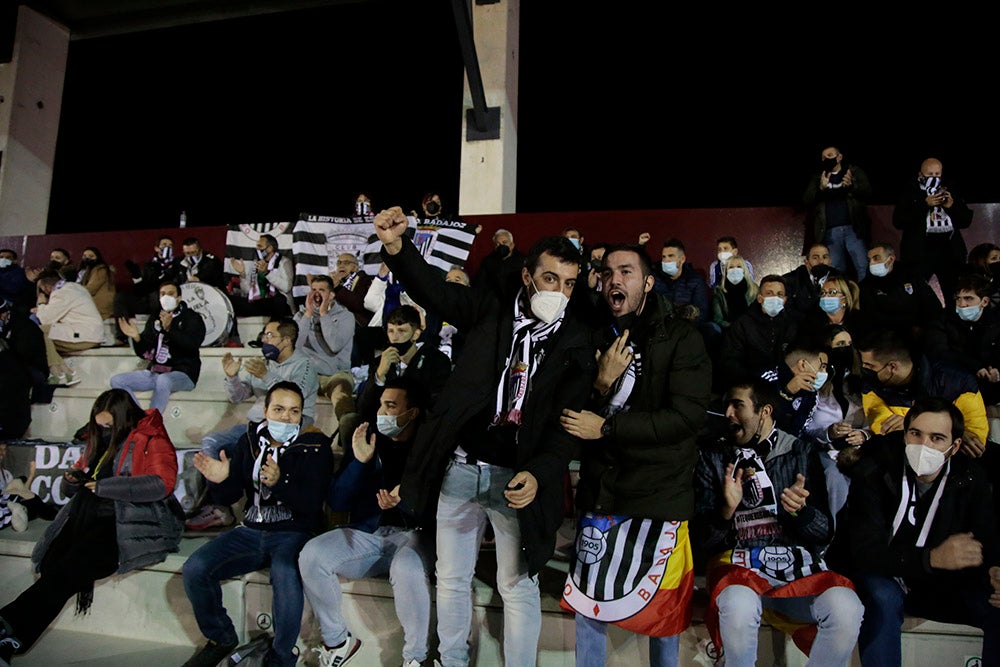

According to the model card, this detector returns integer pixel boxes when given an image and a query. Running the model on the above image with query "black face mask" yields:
[828,346,855,377]
[810,265,831,280]
[822,157,839,172]
[860,367,881,385]
[98,425,113,446]
[424,201,441,216]
[495,244,510,259]
[79,258,96,270]
[389,339,415,356]
[47,260,65,272]
[989,261,1000,276]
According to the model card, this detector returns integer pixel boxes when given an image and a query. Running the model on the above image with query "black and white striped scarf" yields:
[919,176,953,233]
[492,291,564,426]
[244,422,293,525]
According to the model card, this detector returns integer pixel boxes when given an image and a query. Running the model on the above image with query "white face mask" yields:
[869,262,889,277]
[905,443,949,477]
[0,258,12,269]
[159,295,178,312]
[718,251,734,263]
[528,280,569,324]
[726,267,745,284]
[377,413,405,438]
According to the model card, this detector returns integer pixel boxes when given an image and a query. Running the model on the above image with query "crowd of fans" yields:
[1,163,1000,667]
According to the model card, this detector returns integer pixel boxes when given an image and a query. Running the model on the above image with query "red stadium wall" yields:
[3,204,1000,289]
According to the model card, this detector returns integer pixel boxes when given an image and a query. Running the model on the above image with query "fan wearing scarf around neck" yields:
[373,205,597,667]
[694,379,862,667]
[229,234,295,320]
[112,280,205,414]
[559,245,712,665]
[843,398,1000,667]
[183,381,333,667]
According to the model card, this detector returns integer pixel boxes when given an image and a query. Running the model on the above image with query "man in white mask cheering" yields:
[372,206,595,667]
[845,397,1000,667]
[112,279,206,413]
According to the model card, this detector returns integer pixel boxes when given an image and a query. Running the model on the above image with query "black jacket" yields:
[387,237,596,575]
[857,264,943,340]
[132,302,206,384]
[172,253,226,290]
[576,293,711,521]
[720,303,798,386]
[357,343,453,418]
[844,431,998,588]
[893,180,974,267]
[211,422,333,534]
[802,163,872,245]
[782,264,825,323]
[652,263,710,323]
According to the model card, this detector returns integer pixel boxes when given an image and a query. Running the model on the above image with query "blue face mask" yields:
[567,237,581,250]
[956,304,982,322]
[812,371,829,391]
[267,420,299,443]
[377,414,404,438]
[262,343,281,361]
[661,261,679,276]
[869,262,889,277]
[726,267,745,284]
[0,258,11,269]
[819,296,842,314]
[762,296,784,317]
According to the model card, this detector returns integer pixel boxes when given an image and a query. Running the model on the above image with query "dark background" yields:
[29,3,1000,233]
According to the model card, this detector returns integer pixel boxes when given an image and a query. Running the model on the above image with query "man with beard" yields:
[373,205,594,667]
[846,398,1000,666]
[559,244,711,666]
[693,379,862,667]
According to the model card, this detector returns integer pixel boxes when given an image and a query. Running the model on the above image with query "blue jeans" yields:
[110,369,195,413]
[855,573,1000,667]
[201,423,247,460]
[435,460,540,667]
[299,526,431,662]
[716,584,862,667]
[182,525,310,667]
[824,225,868,281]
[575,614,679,667]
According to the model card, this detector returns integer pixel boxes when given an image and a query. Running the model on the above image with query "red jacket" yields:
[76,409,177,494]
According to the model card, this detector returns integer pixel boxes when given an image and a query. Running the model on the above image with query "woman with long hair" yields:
[0,389,182,664]
[711,255,758,328]
[78,246,116,320]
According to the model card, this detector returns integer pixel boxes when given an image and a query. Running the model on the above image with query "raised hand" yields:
[780,473,809,514]
[373,206,409,254]
[595,329,632,395]
[352,422,376,463]
[722,463,745,520]
[118,317,140,341]
[193,450,231,484]
[222,352,242,378]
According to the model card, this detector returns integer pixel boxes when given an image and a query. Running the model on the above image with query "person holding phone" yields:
[0,389,182,664]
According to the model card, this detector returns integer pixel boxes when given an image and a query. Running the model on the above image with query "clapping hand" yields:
[193,450,231,484]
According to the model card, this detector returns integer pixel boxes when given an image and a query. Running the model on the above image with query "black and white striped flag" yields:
[292,213,375,303]
[223,222,294,274]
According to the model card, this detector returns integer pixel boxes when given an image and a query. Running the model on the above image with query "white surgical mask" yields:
[159,295,178,312]
[726,267,745,284]
[762,296,784,317]
[528,280,569,324]
[662,261,679,276]
[905,443,949,477]
[718,251,734,263]
[0,258,11,269]
[869,262,889,277]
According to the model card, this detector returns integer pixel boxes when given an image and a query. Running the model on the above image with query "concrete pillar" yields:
[0,6,69,237]
[458,0,519,216]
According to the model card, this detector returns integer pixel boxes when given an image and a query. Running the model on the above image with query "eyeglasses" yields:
[819,289,842,297]
[263,331,282,340]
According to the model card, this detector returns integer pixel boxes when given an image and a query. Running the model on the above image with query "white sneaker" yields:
[313,634,362,667]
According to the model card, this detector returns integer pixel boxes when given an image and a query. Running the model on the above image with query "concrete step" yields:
[28,389,339,447]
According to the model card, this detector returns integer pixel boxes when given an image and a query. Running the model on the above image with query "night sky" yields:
[45,4,1000,233]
